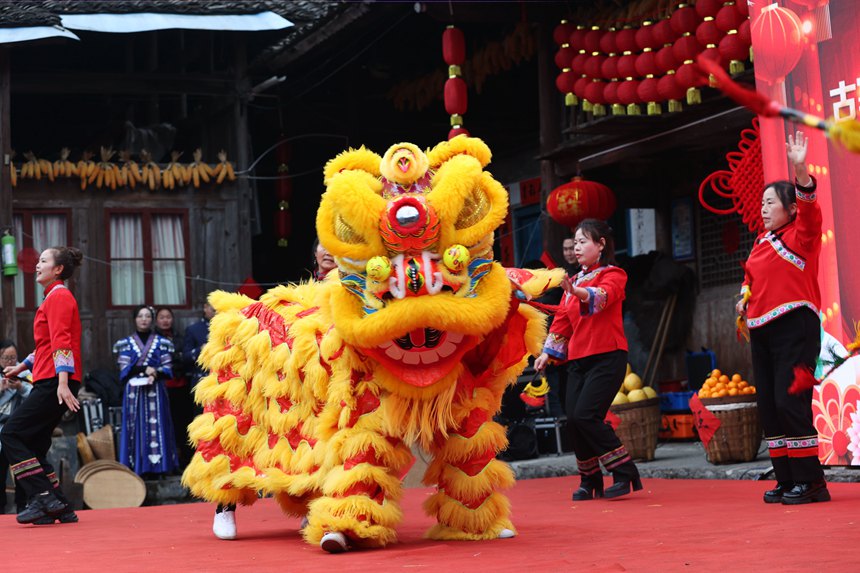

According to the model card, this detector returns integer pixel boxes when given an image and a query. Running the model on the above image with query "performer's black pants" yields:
[0,378,80,501]
[566,350,637,480]
[750,308,824,484]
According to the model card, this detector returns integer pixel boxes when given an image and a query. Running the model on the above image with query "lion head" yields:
[316,136,514,395]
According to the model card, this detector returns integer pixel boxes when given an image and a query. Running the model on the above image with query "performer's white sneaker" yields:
[320,531,349,553]
[499,528,516,539]
[213,510,237,540]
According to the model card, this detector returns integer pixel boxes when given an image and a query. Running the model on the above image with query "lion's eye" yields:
[454,190,490,230]
[335,215,365,244]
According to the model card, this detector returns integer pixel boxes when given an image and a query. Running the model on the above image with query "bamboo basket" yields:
[700,394,761,463]
[609,397,661,461]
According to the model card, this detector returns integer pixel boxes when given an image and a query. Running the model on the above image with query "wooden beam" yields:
[11,72,235,96]
[0,48,16,342]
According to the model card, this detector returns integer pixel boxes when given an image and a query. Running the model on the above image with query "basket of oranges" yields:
[696,369,761,464]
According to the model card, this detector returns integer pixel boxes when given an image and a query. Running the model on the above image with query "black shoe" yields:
[604,477,643,499]
[572,477,604,501]
[763,482,793,504]
[16,491,68,524]
[33,510,79,525]
[781,480,831,505]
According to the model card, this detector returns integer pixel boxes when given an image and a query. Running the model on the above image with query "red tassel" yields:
[520,392,546,408]
[695,55,779,117]
[788,364,818,395]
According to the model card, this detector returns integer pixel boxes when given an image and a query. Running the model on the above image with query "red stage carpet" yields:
[2,477,855,572]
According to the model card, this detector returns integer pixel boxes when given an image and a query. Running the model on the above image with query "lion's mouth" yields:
[380,328,462,364]
[363,329,476,387]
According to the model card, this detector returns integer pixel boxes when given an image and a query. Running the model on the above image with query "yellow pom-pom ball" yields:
[366,256,392,282]
[442,244,470,273]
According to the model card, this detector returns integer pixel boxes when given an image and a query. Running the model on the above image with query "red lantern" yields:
[547,177,617,229]
[600,55,618,80]
[599,30,618,54]
[445,77,468,115]
[657,73,686,111]
[696,0,722,18]
[696,19,724,46]
[719,31,749,73]
[638,76,662,114]
[635,21,659,51]
[737,0,750,16]
[750,4,804,84]
[715,2,746,33]
[618,79,641,105]
[671,4,701,35]
[635,50,658,77]
[584,80,607,108]
[655,44,679,74]
[700,45,726,67]
[584,28,603,53]
[554,46,576,70]
[443,26,465,64]
[616,27,638,53]
[676,62,705,89]
[604,81,621,106]
[553,21,575,46]
[653,18,679,45]
[585,54,607,79]
[569,26,587,50]
[555,70,577,94]
[673,34,703,63]
[571,52,588,75]
[617,54,638,79]
[449,127,470,139]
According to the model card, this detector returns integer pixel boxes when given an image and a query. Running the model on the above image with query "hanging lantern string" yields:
[235,133,350,176]
[695,54,860,154]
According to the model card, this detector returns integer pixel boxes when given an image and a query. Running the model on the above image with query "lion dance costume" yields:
[182,136,561,551]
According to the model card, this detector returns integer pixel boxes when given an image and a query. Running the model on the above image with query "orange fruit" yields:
[728,381,738,389]
[715,382,726,391]
[738,381,748,389]
[711,369,722,378]
[731,374,742,382]
[728,388,739,396]
[706,377,717,387]
[719,375,729,384]
[718,389,728,397]
[750,386,756,394]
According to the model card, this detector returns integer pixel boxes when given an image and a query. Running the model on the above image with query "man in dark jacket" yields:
[183,301,214,390]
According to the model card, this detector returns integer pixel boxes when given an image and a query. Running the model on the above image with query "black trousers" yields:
[166,385,194,469]
[750,307,824,484]
[566,350,637,480]
[0,378,80,500]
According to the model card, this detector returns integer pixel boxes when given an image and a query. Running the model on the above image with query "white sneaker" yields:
[498,528,516,539]
[320,531,349,553]
[213,510,237,540]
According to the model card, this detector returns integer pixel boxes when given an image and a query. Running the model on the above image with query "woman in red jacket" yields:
[1,246,83,524]
[535,219,640,500]
[736,131,829,505]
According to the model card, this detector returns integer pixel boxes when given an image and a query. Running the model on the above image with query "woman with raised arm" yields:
[736,131,829,505]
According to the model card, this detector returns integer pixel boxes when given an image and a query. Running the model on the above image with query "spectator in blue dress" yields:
[113,306,179,477]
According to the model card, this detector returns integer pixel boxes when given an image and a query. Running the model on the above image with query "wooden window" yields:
[107,209,190,308]
[11,210,71,309]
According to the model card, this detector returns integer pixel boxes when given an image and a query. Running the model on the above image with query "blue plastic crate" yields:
[660,391,694,413]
